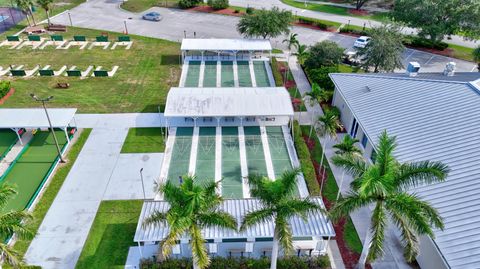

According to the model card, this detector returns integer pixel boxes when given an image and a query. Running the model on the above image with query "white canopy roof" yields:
[0,108,77,129]
[164,87,294,118]
[134,198,334,242]
[181,39,272,52]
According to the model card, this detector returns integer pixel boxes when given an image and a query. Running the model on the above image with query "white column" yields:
[11,128,23,145]
[264,60,275,87]
[189,126,200,176]
[259,126,275,180]
[216,60,221,87]
[63,127,70,143]
[199,60,205,87]
[233,59,239,87]
[249,60,257,87]
[238,126,250,198]
[179,60,189,87]
[215,126,222,195]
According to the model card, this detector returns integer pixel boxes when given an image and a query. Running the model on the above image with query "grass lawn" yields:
[300,125,363,254]
[12,129,91,259]
[448,43,476,62]
[0,27,181,113]
[121,127,166,153]
[76,200,143,269]
[121,0,178,12]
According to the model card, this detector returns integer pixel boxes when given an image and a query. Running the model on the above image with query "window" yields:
[371,149,377,163]
[350,118,358,137]
[361,134,368,148]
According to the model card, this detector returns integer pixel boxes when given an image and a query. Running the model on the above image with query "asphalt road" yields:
[52,0,477,72]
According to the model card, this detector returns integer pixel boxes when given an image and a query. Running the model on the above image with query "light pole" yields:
[140,168,146,200]
[30,94,66,163]
[68,11,73,26]
[124,20,128,35]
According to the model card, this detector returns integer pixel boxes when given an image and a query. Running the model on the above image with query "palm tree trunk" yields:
[45,9,50,25]
[335,171,345,201]
[319,137,328,193]
[270,236,280,269]
[356,230,372,269]
[25,12,31,26]
[29,7,36,25]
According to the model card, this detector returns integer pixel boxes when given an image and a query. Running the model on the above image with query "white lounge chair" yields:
[0,66,12,76]
[63,36,89,50]
[17,36,45,49]
[40,35,67,50]
[89,36,110,50]
[111,36,133,50]
[10,65,39,77]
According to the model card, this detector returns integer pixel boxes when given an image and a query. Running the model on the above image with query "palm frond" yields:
[279,198,323,221]
[375,130,397,177]
[394,161,449,190]
[160,225,184,258]
[0,184,17,209]
[331,154,367,178]
[329,193,374,222]
[275,217,294,255]
[0,242,23,268]
[367,201,387,262]
[387,203,420,262]
[333,135,361,156]
[278,168,301,197]
[0,211,34,240]
[189,224,210,269]
[198,211,237,231]
[142,210,168,228]
[240,207,275,231]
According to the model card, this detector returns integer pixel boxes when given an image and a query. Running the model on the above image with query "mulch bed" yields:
[0,88,14,105]
[348,9,370,16]
[293,22,337,33]
[188,6,244,17]
[302,133,372,269]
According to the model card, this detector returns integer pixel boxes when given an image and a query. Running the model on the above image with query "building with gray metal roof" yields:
[329,72,480,269]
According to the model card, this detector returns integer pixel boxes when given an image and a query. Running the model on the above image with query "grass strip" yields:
[121,128,166,153]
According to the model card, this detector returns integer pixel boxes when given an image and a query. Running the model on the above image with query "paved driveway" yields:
[51,0,477,72]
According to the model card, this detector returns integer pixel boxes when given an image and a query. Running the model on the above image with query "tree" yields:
[315,109,341,192]
[237,7,293,39]
[241,169,322,269]
[143,176,237,269]
[306,65,338,91]
[14,0,33,26]
[36,0,53,25]
[473,45,480,72]
[392,0,480,43]
[283,33,298,52]
[304,40,344,70]
[332,135,361,201]
[293,44,309,66]
[330,131,449,268]
[358,24,405,73]
[0,184,35,268]
[355,0,369,10]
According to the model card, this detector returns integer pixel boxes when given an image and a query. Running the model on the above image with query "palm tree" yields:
[332,135,362,201]
[241,169,323,269]
[282,33,298,52]
[315,110,341,193]
[14,0,32,26]
[36,0,54,25]
[293,44,308,66]
[143,176,237,269]
[473,45,480,72]
[0,184,35,268]
[330,131,449,268]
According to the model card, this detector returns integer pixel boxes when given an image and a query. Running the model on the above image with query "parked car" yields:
[353,36,371,48]
[142,12,162,21]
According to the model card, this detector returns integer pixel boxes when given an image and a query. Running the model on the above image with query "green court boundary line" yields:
[0,130,22,162]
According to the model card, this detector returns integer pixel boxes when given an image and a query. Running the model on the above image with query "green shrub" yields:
[271,58,284,86]
[297,16,335,30]
[178,0,201,9]
[246,6,254,14]
[306,66,338,91]
[339,27,368,36]
[293,121,320,195]
[0,81,11,99]
[207,0,229,10]
[304,41,344,70]
[403,36,449,50]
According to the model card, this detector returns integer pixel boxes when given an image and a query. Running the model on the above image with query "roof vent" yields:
[406,62,420,77]
[364,86,372,92]
[443,62,456,76]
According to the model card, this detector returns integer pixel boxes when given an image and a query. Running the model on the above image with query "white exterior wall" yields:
[417,236,449,269]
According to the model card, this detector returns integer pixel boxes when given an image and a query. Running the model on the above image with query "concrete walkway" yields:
[287,56,411,268]
[230,0,479,49]
[74,113,163,128]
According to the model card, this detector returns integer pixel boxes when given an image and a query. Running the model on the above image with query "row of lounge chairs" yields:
[0,35,133,50]
[0,65,119,78]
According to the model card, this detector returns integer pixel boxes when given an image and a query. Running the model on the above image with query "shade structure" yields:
[134,197,334,242]
[164,87,294,118]
[181,39,272,52]
[0,108,77,129]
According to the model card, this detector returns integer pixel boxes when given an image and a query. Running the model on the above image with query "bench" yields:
[39,69,54,76]
[47,24,67,32]
[28,35,41,42]
[66,70,81,77]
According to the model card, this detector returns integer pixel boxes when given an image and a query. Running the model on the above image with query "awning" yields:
[0,108,77,129]
[181,39,272,52]
[164,87,294,118]
[134,198,335,242]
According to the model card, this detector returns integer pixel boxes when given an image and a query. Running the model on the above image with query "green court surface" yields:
[167,127,193,184]
[195,127,216,185]
[221,61,235,87]
[0,129,18,160]
[185,61,201,87]
[221,127,243,198]
[237,61,252,87]
[253,61,271,87]
[266,127,292,178]
[243,127,268,177]
[203,61,217,87]
[1,130,68,212]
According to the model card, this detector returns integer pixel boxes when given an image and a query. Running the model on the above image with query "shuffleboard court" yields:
[1,130,68,212]
[243,126,268,177]
[221,127,242,198]
[0,129,18,160]
[195,127,216,185]
[237,61,252,87]
[185,61,201,87]
[221,61,234,87]
[266,126,292,177]
[203,61,217,87]
[253,61,270,87]
[167,127,193,184]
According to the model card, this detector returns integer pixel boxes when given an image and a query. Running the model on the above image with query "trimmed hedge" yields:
[293,121,320,195]
[296,16,340,30]
[141,255,330,269]
[271,58,284,87]
[0,81,11,99]
[403,36,449,50]
[207,0,229,10]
